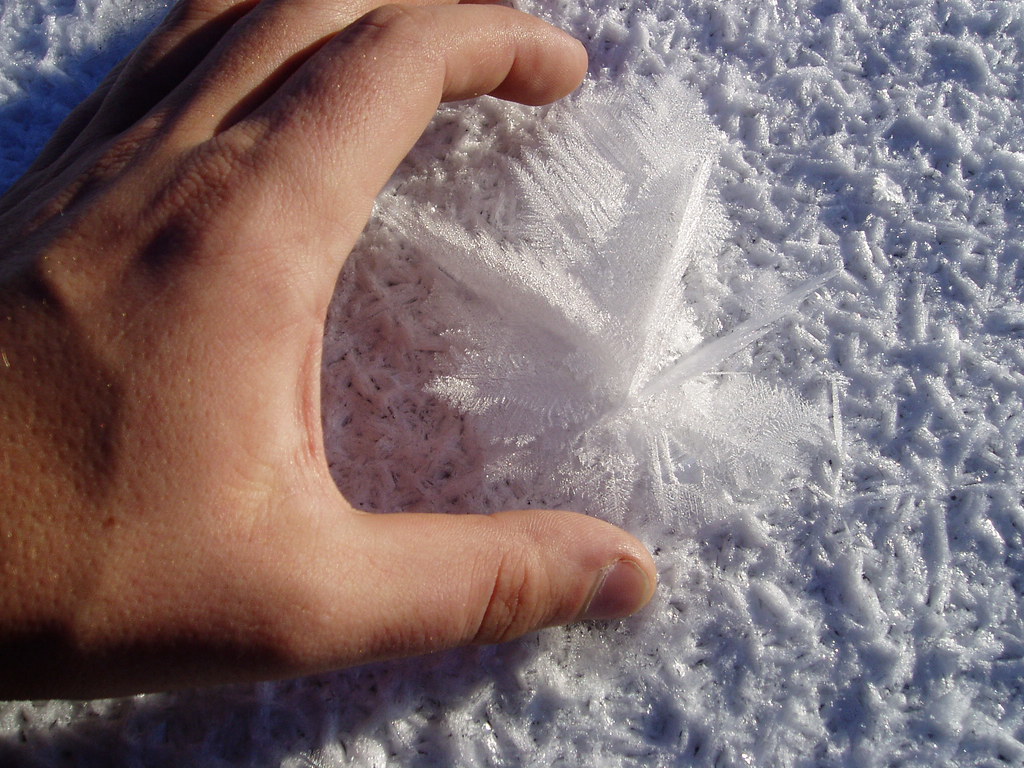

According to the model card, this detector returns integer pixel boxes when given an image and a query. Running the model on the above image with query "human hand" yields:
[0,0,656,699]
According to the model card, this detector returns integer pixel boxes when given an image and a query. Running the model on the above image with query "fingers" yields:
[279,505,656,669]
[165,0,468,136]
[34,0,259,172]
[29,0,585,184]
[240,2,586,136]
[211,3,585,264]
[24,61,128,173]
[82,0,261,137]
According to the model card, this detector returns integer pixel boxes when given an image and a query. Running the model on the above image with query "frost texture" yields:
[384,77,832,525]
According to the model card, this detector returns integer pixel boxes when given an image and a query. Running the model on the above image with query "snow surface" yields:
[2,0,1024,766]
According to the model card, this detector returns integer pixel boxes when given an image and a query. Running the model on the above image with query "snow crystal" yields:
[362,75,833,528]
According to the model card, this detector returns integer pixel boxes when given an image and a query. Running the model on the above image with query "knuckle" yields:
[146,139,247,230]
[359,3,427,30]
[472,548,547,645]
[349,4,437,54]
[173,0,239,25]
[86,114,166,179]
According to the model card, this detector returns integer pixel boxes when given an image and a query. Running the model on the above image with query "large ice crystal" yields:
[382,76,833,526]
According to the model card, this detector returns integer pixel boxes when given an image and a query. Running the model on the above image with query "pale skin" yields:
[0,0,656,699]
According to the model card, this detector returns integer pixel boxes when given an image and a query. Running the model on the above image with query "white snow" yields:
[2,0,1024,765]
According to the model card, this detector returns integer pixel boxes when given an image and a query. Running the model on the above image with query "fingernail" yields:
[581,559,652,621]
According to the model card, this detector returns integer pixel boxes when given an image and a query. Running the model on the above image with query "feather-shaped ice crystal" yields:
[382,75,832,526]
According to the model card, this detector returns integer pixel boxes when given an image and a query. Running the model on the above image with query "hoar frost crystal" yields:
[381,75,834,527]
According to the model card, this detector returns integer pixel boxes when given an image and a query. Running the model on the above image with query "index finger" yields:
[231,3,587,261]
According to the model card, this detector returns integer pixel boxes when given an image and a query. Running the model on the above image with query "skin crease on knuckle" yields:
[336,4,446,86]
[466,524,563,646]
[472,551,538,645]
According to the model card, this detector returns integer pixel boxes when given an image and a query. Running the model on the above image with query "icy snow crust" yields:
[3,0,1024,766]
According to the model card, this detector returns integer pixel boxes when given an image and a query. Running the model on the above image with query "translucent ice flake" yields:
[381,75,831,525]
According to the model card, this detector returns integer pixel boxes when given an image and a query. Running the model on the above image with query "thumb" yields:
[289,507,656,669]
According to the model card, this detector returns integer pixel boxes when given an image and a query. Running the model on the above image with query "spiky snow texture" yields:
[3,0,1024,766]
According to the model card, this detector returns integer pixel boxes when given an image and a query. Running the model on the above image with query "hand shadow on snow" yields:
[0,645,540,767]
[0,8,162,192]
